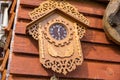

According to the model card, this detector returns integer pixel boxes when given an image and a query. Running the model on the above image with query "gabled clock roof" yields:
[26,0,89,31]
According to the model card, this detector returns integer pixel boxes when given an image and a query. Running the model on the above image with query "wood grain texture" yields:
[0,49,9,72]
[13,35,38,54]
[10,53,120,80]
[9,75,49,80]
[9,75,100,80]
[17,6,103,29]
[10,0,17,13]
[9,0,120,80]
[15,27,112,44]
[9,76,88,80]
[103,0,120,45]
[2,69,7,80]
[20,0,105,16]
[13,35,120,63]
[97,0,109,1]
[4,30,12,51]
[81,29,112,44]
[15,22,27,35]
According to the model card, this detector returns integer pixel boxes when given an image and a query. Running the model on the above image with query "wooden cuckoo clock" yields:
[26,0,89,75]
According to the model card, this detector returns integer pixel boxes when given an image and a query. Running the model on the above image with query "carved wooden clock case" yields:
[26,0,89,75]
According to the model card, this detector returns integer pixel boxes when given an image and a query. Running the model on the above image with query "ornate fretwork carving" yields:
[43,56,82,75]
[38,26,45,59]
[76,24,86,39]
[40,23,84,75]
[48,41,74,57]
[26,0,89,75]
[43,18,74,47]
[43,23,83,74]
[28,23,39,40]
[29,0,89,25]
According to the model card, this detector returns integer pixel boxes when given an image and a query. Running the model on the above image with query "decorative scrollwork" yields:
[43,57,82,75]
[29,0,89,25]
[27,23,39,40]
[26,0,89,75]
[43,18,74,47]
[76,24,86,39]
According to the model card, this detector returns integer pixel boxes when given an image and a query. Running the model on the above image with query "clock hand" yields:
[58,27,61,39]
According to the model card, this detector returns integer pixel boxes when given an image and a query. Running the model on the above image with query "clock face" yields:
[49,23,67,40]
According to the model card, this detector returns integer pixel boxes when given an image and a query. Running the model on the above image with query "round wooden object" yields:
[103,0,120,45]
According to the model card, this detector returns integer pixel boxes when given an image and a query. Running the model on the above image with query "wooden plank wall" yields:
[9,0,120,80]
